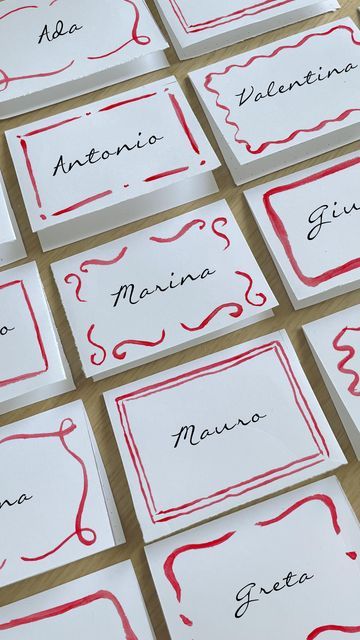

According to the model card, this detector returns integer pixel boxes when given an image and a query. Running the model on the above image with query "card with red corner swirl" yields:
[0,400,124,588]
[0,261,74,416]
[189,19,360,185]
[104,330,345,541]
[146,476,360,640]
[304,305,360,460]
[6,76,220,251]
[51,200,277,379]
[154,0,339,60]
[0,561,154,639]
[0,0,168,119]
[244,151,360,310]
[0,173,26,269]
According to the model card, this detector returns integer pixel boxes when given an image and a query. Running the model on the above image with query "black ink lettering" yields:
[172,413,267,448]
[38,20,83,45]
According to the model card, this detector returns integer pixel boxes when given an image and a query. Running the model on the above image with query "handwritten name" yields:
[38,20,83,45]
[111,268,216,307]
[235,571,314,619]
[236,63,358,108]
[307,199,360,240]
[0,325,14,337]
[172,412,266,449]
[0,493,33,510]
[52,132,164,177]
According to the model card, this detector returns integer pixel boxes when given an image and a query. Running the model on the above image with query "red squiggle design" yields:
[80,246,128,273]
[87,0,151,60]
[0,589,138,639]
[333,326,360,397]
[203,24,360,155]
[150,219,206,243]
[0,60,74,93]
[163,531,235,626]
[87,324,107,366]
[256,493,341,534]
[0,5,38,21]
[112,329,166,361]
[64,273,86,303]
[180,302,243,331]
[0,419,96,564]
[307,625,360,639]
[212,217,230,250]
[235,271,267,306]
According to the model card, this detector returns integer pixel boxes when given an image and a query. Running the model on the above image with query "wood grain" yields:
[0,3,359,637]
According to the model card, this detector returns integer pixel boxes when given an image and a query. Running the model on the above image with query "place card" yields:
[6,76,220,251]
[0,174,26,268]
[52,200,277,379]
[0,561,153,638]
[304,304,360,458]
[104,330,345,541]
[0,400,124,588]
[0,0,168,118]
[0,261,74,415]
[154,0,339,59]
[245,151,360,309]
[189,19,360,184]
[146,476,360,639]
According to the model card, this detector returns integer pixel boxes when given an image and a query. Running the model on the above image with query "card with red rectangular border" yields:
[0,0,168,119]
[104,330,345,541]
[146,476,360,639]
[189,19,360,184]
[0,561,154,639]
[0,173,26,269]
[245,151,360,309]
[0,400,124,588]
[154,0,338,59]
[51,200,277,379]
[0,261,74,416]
[304,304,360,459]
[6,75,220,251]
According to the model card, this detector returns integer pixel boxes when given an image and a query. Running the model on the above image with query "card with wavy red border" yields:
[146,476,360,639]
[105,330,345,540]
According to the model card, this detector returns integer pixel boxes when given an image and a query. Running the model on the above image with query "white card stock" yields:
[0,174,26,268]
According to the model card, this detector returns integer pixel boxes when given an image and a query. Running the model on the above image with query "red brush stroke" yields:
[20,139,41,208]
[149,218,206,243]
[144,166,189,182]
[64,273,86,303]
[203,24,360,155]
[168,92,200,154]
[307,625,360,639]
[256,493,341,533]
[51,190,113,218]
[0,5,38,21]
[263,156,360,287]
[0,418,96,564]
[180,302,243,331]
[168,0,293,33]
[116,340,328,524]
[112,329,166,361]
[0,560,6,571]
[235,270,267,306]
[87,324,107,366]
[0,60,75,93]
[333,326,360,397]
[212,216,230,250]
[87,0,151,60]
[0,280,48,388]
[22,116,82,138]
[346,551,358,560]
[0,589,138,639]
[80,246,128,273]
[98,92,157,112]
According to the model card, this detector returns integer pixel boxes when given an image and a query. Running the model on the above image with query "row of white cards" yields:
[1,476,360,639]
[3,19,360,253]
[0,0,342,119]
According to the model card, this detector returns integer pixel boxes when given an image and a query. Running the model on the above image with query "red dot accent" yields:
[200,160,206,166]
[40,214,47,220]
[123,184,129,188]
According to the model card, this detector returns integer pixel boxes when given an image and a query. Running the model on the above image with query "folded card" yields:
[146,476,360,639]
[0,0,168,118]
[52,200,277,379]
[304,304,360,459]
[245,151,360,309]
[0,261,74,415]
[6,76,220,251]
[0,561,153,639]
[189,19,360,184]
[105,330,345,541]
[0,400,124,588]
[154,0,338,59]
[0,174,26,269]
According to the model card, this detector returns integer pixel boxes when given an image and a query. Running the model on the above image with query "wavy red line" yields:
[180,302,243,332]
[64,273,86,303]
[308,625,360,639]
[211,216,230,250]
[256,493,341,534]
[87,324,107,366]
[0,5,37,20]
[112,329,166,361]
[333,326,360,397]
[0,60,75,92]
[235,270,267,306]
[80,246,128,273]
[149,218,206,243]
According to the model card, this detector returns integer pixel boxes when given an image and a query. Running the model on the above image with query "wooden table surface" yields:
[0,2,359,636]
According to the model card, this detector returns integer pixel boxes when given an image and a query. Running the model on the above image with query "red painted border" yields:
[0,280,48,388]
[167,0,294,34]
[0,589,138,638]
[115,340,328,524]
[333,325,360,396]
[18,89,202,222]
[203,24,360,155]
[263,156,360,287]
